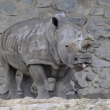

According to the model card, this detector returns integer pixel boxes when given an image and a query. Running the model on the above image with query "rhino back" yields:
[1,18,40,52]
[0,18,41,74]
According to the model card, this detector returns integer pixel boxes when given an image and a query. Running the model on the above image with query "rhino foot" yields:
[36,92,49,99]
[7,94,18,99]
[17,91,24,98]
[56,92,66,99]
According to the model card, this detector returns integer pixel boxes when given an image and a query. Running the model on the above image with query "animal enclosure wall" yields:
[0,0,110,98]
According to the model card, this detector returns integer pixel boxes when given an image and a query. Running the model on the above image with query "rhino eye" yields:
[65,45,68,47]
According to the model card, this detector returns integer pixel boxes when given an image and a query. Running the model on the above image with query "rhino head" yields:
[51,13,94,71]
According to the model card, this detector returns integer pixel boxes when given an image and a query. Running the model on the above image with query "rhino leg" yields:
[29,65,49,99]
[56,68,75,98]
[21,74,34,98]
[1,57,18,99]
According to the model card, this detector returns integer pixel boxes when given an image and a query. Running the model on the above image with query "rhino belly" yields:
[3,52,30,76]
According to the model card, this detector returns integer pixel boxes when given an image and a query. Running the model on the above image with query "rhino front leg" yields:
[1,57,18,99]
[56,68,75,98]
[29,65,49,99]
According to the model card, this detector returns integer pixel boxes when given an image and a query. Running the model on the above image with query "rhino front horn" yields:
[81,34,94,48]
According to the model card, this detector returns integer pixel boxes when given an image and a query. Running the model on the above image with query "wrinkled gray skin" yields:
[0,12,94,99]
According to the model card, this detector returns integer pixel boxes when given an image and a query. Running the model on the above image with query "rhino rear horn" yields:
[81,34,94,48]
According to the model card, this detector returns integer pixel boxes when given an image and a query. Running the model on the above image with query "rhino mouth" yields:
[74,62,91,71]
[73,52,92,71]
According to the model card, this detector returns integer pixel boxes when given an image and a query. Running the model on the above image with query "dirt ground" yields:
[0,97,110,110]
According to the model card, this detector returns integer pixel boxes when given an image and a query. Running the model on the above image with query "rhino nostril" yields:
[74,57,78,61]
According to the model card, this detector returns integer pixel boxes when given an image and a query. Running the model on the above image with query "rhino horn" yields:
[81,34,94,48]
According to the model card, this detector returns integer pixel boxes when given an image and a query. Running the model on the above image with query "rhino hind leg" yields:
[1,57,18,99]
[29,65,49,99]
[21,74,36,98]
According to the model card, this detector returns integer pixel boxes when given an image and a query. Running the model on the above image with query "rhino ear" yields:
[52,17,58,27]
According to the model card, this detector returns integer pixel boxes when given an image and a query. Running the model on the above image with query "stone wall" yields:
[0,0,110,98]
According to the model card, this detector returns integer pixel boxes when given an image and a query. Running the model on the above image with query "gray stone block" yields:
[95,43,110,62]
[90,8,104,16]
[106,19,110,25]
[0,1,17,15]
[78,79,88,88]
[98,0,110,7]
[86,72,97,81]
[100,80,110,89]
[21,0,33,4]
[77,6,90,16]
[91,42,101,48]
[92,82,99,88]
[22,7,39,19]
[87,26,101,35]
[87,26,110,37]
[70,17,87,27]
[0,16,9,23]
[89,87,104,94]
[91,16,103,26]
[105,10,110,17]
[53,0,77,13]
[99,72,107,79]
[37,0,51,8]
[0,26,8,34]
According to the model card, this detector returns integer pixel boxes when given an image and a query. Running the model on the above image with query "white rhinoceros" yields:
[0,12,94,99]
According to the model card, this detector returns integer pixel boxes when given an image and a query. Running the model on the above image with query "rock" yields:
[77,6,90,16]
[100,80,110,89]
[91,16,103,26]
[78,79,88,88]
[0,26,8,34]
[106,70,110,81]
[99,72,107,79]
[98,0,110,7]
[0,16,9,23]
[92,82,99,88]
[53,0,77,13]
[102,89,110,93]
[0,1,17,15]
[78,84,93,95]
[37,0,51,8]
[21,0,33,4]
[89,87,104,94]
[92,68,102,74]
[91,42,101,48]
[22,7,39,19]
[86,72,97,81]
[106,19,110,25]
[70,17,87,27]
[66,91,75,95]
[39,11,53,19]
[94,43,110,62]
[105,10,110,17]
[92,55,110,68]
[87,26,110,37]
[10,18,24,25]
[95,36,110,42]
[78,0,95,7]
[90,8,104,16]
[87,26,101,36]
[70,81,75,90]
[0,83,8,95]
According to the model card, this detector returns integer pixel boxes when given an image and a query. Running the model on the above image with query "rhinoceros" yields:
[0,12,94,99]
